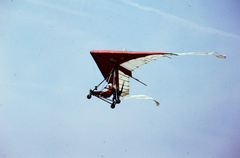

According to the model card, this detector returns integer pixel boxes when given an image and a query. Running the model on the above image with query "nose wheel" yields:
[87,94,91,99]
[87,89,93,99]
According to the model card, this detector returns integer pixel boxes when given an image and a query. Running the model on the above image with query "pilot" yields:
[90,83,115,98]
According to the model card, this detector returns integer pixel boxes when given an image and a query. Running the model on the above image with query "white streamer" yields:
[177,52,226,59]
[123,95,160,106]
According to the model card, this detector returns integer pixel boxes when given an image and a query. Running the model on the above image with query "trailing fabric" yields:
[177,52,226,59]
[123,95,160,106]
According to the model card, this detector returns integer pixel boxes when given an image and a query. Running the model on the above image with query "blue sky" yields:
[1,0,240,157]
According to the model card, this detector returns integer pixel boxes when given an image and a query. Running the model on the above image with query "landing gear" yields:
[111,98,121,109]
[87,89,120,109]
[87,89,93,99]
[110,91,121,109]
[111,102,116,109]
[87,94,91,99]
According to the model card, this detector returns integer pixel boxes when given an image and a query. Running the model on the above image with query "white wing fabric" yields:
[119,54,168,96]
[118,70,129,96]
[120,54,168,71]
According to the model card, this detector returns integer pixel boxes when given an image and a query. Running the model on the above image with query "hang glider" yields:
[87,50,226,109]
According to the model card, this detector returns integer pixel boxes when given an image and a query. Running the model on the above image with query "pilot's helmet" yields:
[108,83,113,87]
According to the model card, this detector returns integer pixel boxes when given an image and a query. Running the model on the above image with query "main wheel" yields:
[87,94,91,99]
[111,103,116,109]
[116,99,121,104]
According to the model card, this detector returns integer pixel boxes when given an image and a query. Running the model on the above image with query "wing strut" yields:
[93,68,115,90]
[131,76,147,86]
